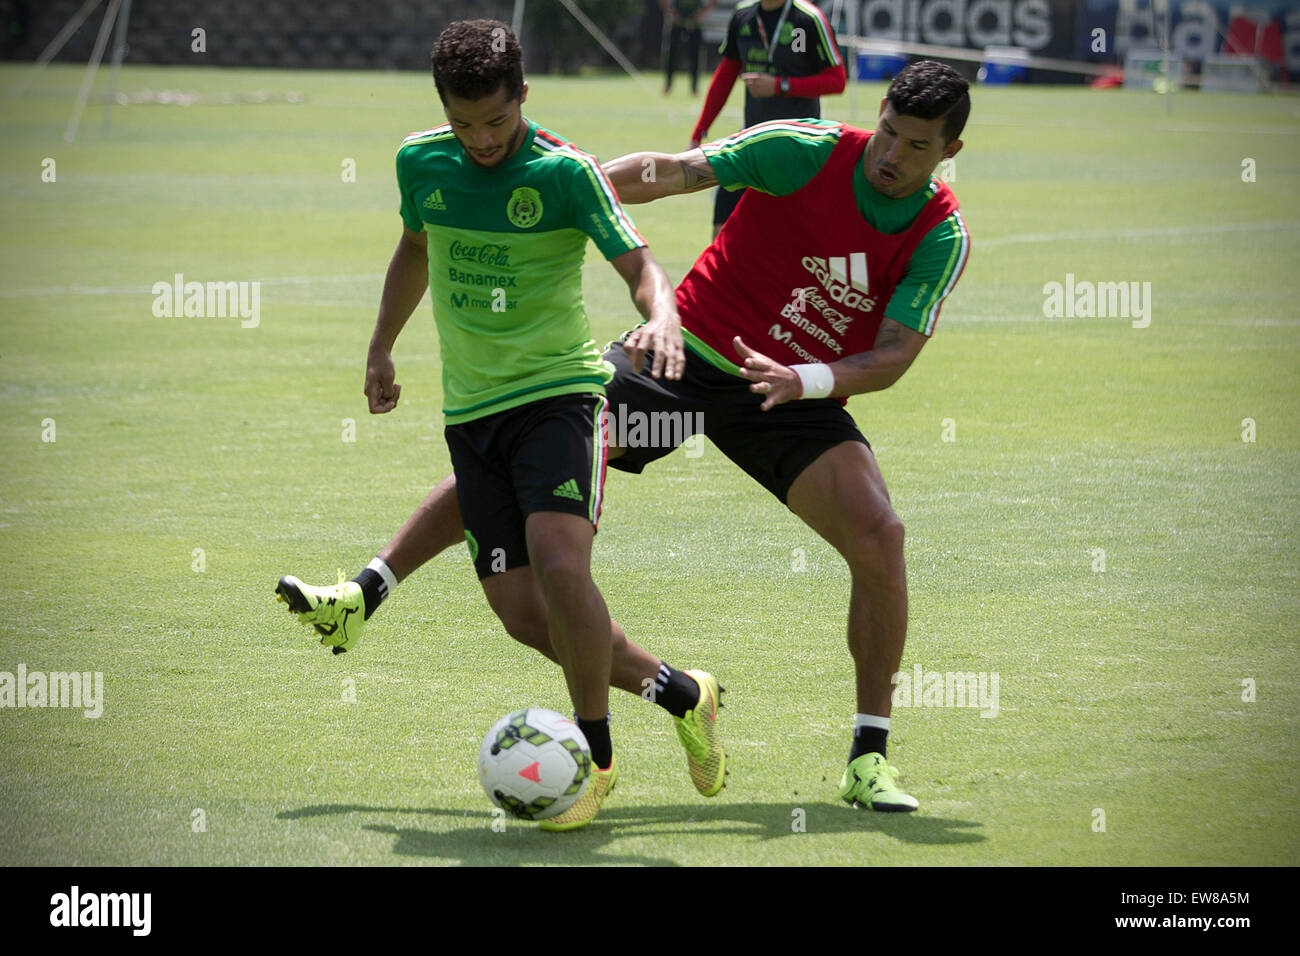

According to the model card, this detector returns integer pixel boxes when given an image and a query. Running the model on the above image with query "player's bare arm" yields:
[365,225,429,414]
[601,148,717,204]
[831,318,929,393]
[611,246,684,381]
[733,318,928,411]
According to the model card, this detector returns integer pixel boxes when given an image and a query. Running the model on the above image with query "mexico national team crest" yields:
[507,186,543,228]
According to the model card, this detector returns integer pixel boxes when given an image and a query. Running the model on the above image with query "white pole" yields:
[10,0,104,99]
[102,0,133,132]
[846,0,858,121]
[555,0,663,100]
[1161,0,1172,113]
[64,0,124,143]
[512,0,525,39]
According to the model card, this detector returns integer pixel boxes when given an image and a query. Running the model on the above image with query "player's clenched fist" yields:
[364,347,402,413]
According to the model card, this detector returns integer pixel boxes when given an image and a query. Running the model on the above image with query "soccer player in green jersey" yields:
[278,20,728,831]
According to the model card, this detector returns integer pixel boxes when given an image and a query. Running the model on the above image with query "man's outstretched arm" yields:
[602,148,719,204]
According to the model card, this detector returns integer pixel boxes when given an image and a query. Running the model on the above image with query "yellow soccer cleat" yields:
[839,752,919,812]
[673,670,728,797]
[275,573,366,654]
[539,758,617,832]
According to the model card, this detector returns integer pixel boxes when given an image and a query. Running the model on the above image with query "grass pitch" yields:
[0,65,1297,866]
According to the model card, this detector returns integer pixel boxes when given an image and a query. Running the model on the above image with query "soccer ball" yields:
[478,709,592,821]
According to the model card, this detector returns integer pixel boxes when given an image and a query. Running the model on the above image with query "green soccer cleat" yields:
[539,758,617,832]
[275,573,366,654]
[839,752,919,812]
[673,669,728,797]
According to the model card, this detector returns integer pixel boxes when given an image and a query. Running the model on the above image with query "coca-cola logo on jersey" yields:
[793,285,854,335]
[856,0,1052,51]
[450,240,511,268]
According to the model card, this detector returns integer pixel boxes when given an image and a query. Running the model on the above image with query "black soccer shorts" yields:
[445,393,607,580]
[605,342,869,504]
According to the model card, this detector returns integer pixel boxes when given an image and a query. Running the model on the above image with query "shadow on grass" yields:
[280,800,983,864]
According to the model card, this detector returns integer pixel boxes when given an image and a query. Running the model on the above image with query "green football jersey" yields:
[397,120,645,424]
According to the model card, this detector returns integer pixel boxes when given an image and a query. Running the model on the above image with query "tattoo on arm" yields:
[839,351,875,370]
[679,156,717,190]
[875,320,905,350]
[840,320,916,369]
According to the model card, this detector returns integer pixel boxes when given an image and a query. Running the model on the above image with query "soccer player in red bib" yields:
[598,60,969,811]
[280,61,970,813]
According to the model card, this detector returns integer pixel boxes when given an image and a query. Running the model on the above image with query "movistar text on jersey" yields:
[768,324,829,364]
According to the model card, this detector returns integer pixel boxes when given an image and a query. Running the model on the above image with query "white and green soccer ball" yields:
[478,709,592,821]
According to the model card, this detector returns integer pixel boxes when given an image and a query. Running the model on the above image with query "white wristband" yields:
[791,363,835,400]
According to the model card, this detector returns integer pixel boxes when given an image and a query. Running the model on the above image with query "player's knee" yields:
[496,605,551,654]
[531,550,591,601]
[483,574,551,653]
[841,508,905,572]
[869,509,905,554]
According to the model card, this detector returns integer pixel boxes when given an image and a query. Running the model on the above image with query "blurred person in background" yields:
[691,0,846,236]
[659,0,719,95]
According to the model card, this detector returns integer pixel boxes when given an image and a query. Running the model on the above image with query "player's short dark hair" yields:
[886,60,970,143]
[431,20,524,104]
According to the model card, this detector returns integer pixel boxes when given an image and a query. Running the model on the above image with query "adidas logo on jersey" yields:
[423,188,447,211]
[801,253,876,313]
[552,479,583,501]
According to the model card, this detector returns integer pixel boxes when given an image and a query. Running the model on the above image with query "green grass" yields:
[1,65,1297,866]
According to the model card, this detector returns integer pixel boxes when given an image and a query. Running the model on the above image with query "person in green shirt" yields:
[277,19,727,831]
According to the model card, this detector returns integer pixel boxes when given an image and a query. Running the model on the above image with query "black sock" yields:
[849,726,888,762]
[577,716,613,770]
[351,568,388,621]
[651,663,700,718]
